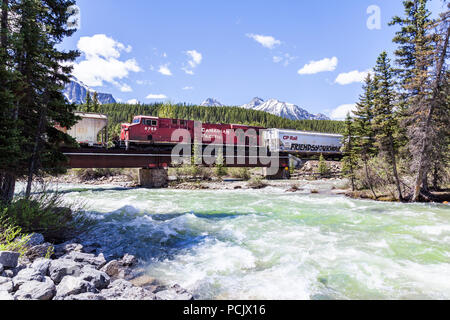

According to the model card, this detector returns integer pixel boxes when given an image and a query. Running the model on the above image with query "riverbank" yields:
[0,234,193,300]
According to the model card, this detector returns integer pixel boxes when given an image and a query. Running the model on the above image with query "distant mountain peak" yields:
[63,78,116,105]
[240,98,330,121]
[200,98,224,107]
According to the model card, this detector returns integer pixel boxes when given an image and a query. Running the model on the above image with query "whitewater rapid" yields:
[28,184,450,300]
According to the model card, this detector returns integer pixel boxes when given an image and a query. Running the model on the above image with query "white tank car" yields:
[262,129,343,155]
[57,112,108,147]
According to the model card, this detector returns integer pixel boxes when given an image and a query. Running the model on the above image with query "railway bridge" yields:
[62,147,341,188]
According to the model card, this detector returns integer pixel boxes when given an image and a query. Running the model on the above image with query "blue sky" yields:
[61,0,447,119]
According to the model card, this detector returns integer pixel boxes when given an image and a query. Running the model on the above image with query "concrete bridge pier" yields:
[138,168,169,188]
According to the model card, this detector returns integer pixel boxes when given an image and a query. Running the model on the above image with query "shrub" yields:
[247,177,267,189]
[1,184,93,243]
[317,154,330,178]
[0,216,30,256]
[73,168,123,181]
[228,168,251,180]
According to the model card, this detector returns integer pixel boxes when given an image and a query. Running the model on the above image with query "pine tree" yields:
[341,114,358,191]
[85,91,92,112]
[353,74,377,198]
[372,52,404,201]
[92,92,100,113]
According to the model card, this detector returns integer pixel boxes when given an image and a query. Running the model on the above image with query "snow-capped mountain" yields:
[240,98,330,121]
[200,98,224,107]
[63,78,116,105]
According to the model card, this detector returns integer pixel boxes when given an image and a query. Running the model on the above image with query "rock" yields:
[48,259,83,284]
[13,268,44,290]
[100,260,121,278]
[0,263,3,274]
[54,242,83,258]
[0,251,20,268]
[80,266,110,290]
[14,277,56,300]
[0,277,13,293]
[100,279,155,300]
[26,233,45,247]
[0,290,14,300]
[31,258,51,277]
[155,284,194,300]
[63,292,106,301]
[1,270,14,278]
[26,243,53,262]
[121,254,138,267]
[55,276,95,298]
[62,252,107,269]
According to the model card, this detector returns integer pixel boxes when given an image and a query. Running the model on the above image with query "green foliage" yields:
[317,154,330,177]
[341,114,359,189]
[73,168,123,181]
[0,185,92,243]
[0,216,30,256]
[247,177,267,189]
[228,168,251,180]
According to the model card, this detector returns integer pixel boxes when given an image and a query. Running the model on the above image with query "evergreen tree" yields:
[372,52,404,201]
[92,92,100,113]
[84,91,92,112]
[353,74,377,198]
[341,114,358,191]
[317,153,330,178]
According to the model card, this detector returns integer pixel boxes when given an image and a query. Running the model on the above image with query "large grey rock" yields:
[0,251,20,268]
[31,258,51,277]
[14,277,56,300]
[53,242,83,258]
[62,252,106,269]
[48,259,83,284]
[155,285,194,301]
[100,260,121,278]
[0,290,14,300]
[55,276,95,298]
[100,279,155,300]
[1,270,14,278]
[13,268,44,290]
[121,254,138,267]
[0,277,13,293]
[26,233,45,247]
[80,266,110,290]
[26,243,53,262]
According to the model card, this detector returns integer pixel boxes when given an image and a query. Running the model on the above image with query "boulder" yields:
[0,277,13,293]
[14,277,56,301]
[53,242,83,258]
[55,276,95,298]
[0,290,13,300]
[48,259,83,284]
[12,268,44,290]
[121,254,138,267]
[100,279,155,300]
[155,284,194,300]
[0,263,3,274]
[62,252,106,269]
[80,266,110,290]
[100,260,121,278]
[26,243,53,262]
[31,258,51,277]
[0,251,20,269]
[26,233,45,247]
[1,270,14,278]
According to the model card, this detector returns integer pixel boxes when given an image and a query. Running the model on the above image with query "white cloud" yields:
[298,57,338,75]
[72,34,142,88]
[247,34,281,49]
[146,94,167,100]
[136,80,153,86]
[330,104,357,120]
[273,53,296,67]
[182,86,194,90]
[183,50,203,75]
[119,83,133,92]
[127,99,140,104]
[158,64,172,76]
[335,70,370,85]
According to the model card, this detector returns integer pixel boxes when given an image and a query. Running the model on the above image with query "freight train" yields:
[61,113,343,157]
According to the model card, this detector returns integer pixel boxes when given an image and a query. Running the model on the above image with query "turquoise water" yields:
[43,184,450,299]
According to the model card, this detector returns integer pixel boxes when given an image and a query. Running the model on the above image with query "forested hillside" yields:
[81,103,345,141]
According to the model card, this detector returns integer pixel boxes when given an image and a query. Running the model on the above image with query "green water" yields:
[56,184,450,300]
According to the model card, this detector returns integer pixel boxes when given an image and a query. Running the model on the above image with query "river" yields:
[32,183,450,300]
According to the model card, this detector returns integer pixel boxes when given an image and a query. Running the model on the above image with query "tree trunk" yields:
[0,172,15,204]
[364,157,377,199]
[390,137,403,201]
[412,24,449,202]
[1,0,8,49]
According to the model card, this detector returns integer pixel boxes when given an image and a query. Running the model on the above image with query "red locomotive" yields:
[120,116,264,150]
